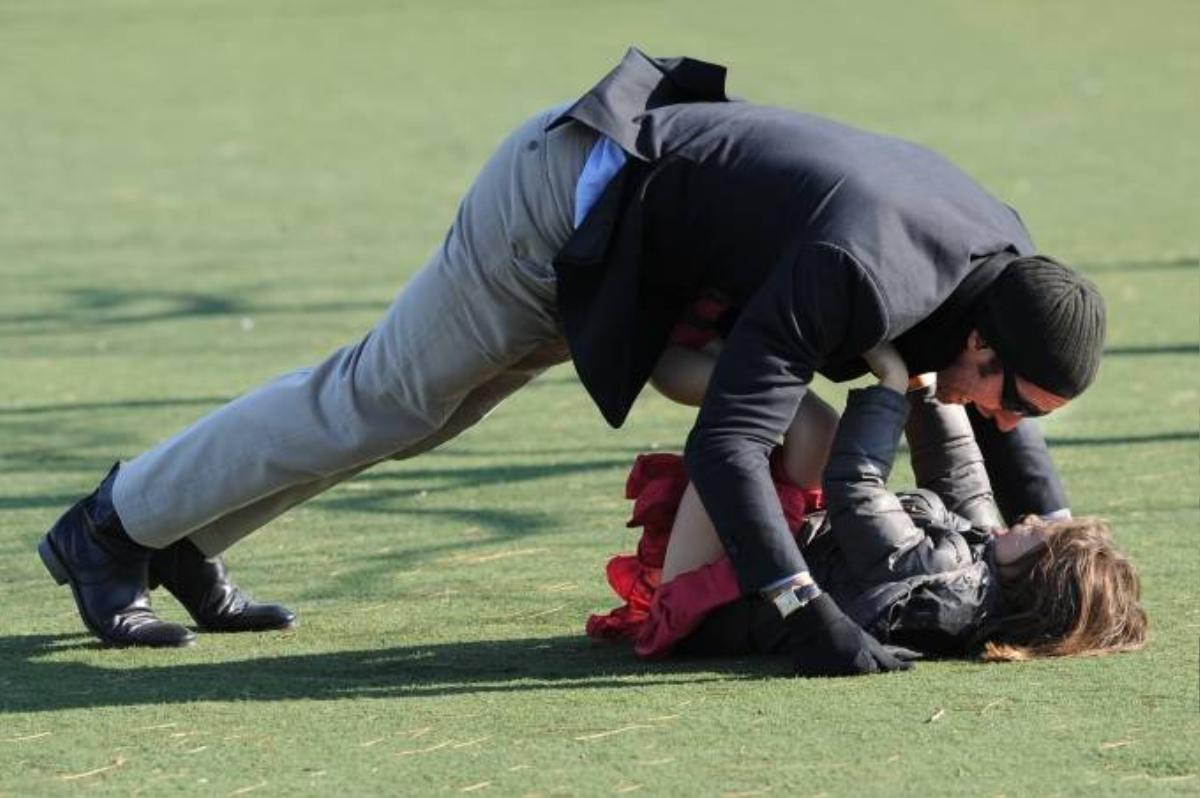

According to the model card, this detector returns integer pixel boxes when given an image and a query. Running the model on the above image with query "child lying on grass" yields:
[588,335,1146,668]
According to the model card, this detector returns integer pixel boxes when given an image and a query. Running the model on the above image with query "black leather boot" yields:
[38,466,195,647]
[149,539,296,632]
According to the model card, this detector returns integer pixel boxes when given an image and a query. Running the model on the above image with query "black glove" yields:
[785,593,913,677]
[897,489,957,530]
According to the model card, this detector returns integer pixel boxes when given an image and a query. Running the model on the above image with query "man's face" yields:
[935,330,1070,431]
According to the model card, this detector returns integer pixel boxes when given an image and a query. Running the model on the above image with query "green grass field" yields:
[2,1,1197,795]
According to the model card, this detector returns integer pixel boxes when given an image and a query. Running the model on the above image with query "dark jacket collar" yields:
[547,47,728,160]
[549,49,727,427]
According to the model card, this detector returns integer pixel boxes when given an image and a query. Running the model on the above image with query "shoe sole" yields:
[38,533,195,648]
[197,617,299,633]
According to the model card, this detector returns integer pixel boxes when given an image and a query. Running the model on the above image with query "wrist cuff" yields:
[770,582,824,619]
[760,571,811,594]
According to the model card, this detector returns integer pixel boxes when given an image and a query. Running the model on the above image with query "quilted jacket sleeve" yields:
[823,387,972,586]
[903,385,1004,529]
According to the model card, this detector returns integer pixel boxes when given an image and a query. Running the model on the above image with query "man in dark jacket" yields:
[551,49,1103,673]
[39,49,1104,677]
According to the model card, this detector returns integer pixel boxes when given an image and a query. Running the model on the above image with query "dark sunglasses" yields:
[1001,368,1047,418]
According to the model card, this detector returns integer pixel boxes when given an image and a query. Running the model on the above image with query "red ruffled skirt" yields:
[586,452,822,658]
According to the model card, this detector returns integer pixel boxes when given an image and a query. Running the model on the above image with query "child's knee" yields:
[650,345,717,407]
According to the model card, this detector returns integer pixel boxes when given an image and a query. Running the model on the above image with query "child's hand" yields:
[862,343,909,394]
[908,372,936,391]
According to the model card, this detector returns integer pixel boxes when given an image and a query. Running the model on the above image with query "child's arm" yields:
[824,345,971,584]
[904,383,1004,529]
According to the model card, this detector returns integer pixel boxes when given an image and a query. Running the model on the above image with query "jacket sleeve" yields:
[967,408,1069,524]
[685,244,887,593]
[904,386,1004,529]
[823,387,972,585]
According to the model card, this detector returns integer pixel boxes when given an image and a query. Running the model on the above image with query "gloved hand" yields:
[897,489,959,531]
[785,593,913,677]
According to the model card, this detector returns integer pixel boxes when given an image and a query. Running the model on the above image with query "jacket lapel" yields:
[547,47,727,161]
[554,159,685,428]
[550,48,727,427]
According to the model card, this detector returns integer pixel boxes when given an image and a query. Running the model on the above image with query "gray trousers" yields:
[114,107,595,554]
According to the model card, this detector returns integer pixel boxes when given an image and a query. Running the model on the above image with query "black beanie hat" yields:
[974,256,1106,398]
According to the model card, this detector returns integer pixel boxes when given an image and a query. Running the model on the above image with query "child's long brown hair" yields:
[974,517,1147,661]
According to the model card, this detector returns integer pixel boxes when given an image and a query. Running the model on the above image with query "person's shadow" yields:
[0,633,781,714]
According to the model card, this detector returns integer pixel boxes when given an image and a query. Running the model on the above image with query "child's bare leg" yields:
[661,484,725,581]
[649,343,721,407]
[777,391,840,490]
[652,344,724,581]
[661,389,839,582]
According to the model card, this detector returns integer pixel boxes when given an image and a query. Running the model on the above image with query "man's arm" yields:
[682,262,913,678]
[685,243,887,594]
[967,409,1069,523]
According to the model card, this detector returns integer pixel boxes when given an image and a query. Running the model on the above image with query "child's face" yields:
[993,515,1050,568]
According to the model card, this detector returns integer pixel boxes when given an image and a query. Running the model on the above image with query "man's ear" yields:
[968,329,991,351]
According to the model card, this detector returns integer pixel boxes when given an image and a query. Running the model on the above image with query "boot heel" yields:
[38,536,69,585]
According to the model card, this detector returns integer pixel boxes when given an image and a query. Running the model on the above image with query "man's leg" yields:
[138,348,567,634]
[116,104,584,551]
[182,339,569,555]
[41,106,593,645]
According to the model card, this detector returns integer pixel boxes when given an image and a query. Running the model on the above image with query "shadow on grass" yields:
[1045,431,1197,447]
[0,633,774,713]
[290,456,637,598]
[0,493,79,511]
[318,458,631,513]
[1081,256,1198,274]
[0,287,388,337]
[0,396,232,417]
[1103,343,1198,357]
